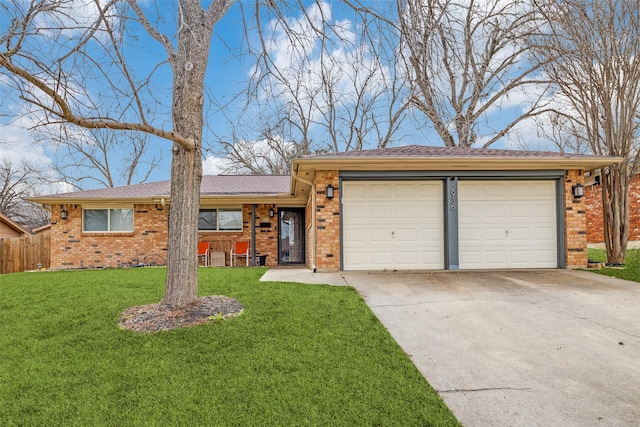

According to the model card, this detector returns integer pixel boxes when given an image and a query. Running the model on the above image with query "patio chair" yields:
[230,241,250,267]
[197,241,210,266]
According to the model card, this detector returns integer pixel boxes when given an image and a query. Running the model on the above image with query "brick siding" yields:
[50,203,169,269]
[313,171,341,271]
[49,203,280,269]
[585,174,640,244]
[564,170,588,268]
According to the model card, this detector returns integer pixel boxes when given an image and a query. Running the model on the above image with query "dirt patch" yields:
[119,295,244,333]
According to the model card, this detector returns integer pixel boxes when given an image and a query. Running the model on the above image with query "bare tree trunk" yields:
[602,163,630,265]
[531,0,640,265]
[163,2,213,307]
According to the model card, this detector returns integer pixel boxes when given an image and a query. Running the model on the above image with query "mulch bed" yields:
[119,295,244,333]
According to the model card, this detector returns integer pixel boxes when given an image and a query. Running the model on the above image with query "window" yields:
[199,208,242,231]
[83,208,133,232]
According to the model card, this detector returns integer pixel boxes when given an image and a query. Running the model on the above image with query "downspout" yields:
[292,169,316,272]
[251,204,256,266]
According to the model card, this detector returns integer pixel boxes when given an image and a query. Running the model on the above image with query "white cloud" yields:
[32,0,120,40]
[258,2,390,127]
[202,155,233,175]
[203,137,297,175]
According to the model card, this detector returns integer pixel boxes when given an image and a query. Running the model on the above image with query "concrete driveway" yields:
[262,269,640,426]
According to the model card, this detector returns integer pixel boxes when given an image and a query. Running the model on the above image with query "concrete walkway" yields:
[262,268,640,427]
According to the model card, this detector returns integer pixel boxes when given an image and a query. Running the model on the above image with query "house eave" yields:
[29,193,307,207]
[291,156,624,173]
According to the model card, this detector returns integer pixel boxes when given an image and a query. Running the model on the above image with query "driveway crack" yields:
[438,386,531,393]
[578,317,640,338]
[369,301,438,308]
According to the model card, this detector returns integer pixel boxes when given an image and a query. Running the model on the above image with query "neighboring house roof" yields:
[0,212,32,237]
[32,223,51,234]
[30,175,295,205]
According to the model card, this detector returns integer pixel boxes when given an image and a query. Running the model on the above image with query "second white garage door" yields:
[458,180,558,269]
[342,181,444,270]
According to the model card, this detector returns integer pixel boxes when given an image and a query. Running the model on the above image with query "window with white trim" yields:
[198,208,242,231]
[83,208,134,232]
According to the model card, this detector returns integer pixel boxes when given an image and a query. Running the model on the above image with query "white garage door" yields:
[342,181,444,270]
[458,180,557,269]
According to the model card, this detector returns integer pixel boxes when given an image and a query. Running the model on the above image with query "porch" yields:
[197,204,305,267]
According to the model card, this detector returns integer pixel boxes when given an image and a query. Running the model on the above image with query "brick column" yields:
[314,170,341,271]
[565,170,588,268]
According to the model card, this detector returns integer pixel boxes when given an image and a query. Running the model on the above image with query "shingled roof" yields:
[292,144,621,173]
[32,175,292,201]
[300,145,607,159]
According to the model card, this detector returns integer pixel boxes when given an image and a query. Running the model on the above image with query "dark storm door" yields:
[279,208,305,265]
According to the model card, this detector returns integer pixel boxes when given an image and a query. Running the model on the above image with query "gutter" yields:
[291,167,316,272]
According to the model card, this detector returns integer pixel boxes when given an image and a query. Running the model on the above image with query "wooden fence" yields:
[0,232,50,274]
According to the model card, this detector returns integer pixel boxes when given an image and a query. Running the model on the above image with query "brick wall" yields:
[50,203,280,269]
[313,171,341,271]
[50,203,169,269]
[564,170,588,268]
[586,174,640,244]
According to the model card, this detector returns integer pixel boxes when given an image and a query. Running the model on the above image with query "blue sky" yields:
[0,0,553,192]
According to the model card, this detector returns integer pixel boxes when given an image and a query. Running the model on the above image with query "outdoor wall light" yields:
[326,183,335,200]
[269,208,275,218]
[572,183,585,199]
[60,209,68,220]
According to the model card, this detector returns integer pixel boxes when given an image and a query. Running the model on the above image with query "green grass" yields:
[587,248,640,282]
[0,268,459,427]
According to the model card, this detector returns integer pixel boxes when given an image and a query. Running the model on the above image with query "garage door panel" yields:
[343,181,444,270]
[395,204,422,220]
[370,205,392,220]
[459,180,557,269]
[342,182,367,199]
[395,184,418,198]
[369,183,392,198]
[370,251,393,262]
[508,204,535,218]
[394,228,419,243]
[370,229,392,243]
[395,251,418,264]
[343,228,367,244]
[343,252,367,268]
[344,205,368,220]
[481,227,506,242]
[484,205,508,219]
[459,250,481,266]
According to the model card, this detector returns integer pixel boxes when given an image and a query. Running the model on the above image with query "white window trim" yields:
[198,207,243,232]
[82,207,134,233]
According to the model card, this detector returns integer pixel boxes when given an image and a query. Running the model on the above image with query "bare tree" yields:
[1,0,233,306]
[532,110,591,154]
[0,159,50,230]
[36,125,161,189]
[532,0,640,264]
[218,119,301,175]
[245,1,412,157]
[399,0,551,148]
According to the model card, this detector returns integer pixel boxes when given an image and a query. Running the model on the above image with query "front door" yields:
[279,208,305,265]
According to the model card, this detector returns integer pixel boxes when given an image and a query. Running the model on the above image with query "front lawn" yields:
[0,268,459,426]
[587,248,640,282]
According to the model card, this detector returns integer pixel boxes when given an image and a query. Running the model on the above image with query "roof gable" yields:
[0,213,31,236]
